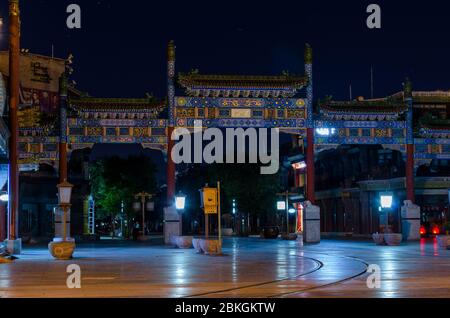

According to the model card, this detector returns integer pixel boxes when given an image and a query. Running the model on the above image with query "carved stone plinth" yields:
[372,233,385,245]
[4,238,21,255]
[173,235,193,249]
[48,241,75,260]
[303,201,321,243]
[164,205,181,245]
[199,238,222,255]
[384,233,403,246]
[192,238,202,253]
[401,200,421,241]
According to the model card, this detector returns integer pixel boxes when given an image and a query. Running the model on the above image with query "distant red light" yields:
[432,226,440,235]
[420,226,426,235]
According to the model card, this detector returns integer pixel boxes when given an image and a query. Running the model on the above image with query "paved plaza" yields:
[0,238,449,298]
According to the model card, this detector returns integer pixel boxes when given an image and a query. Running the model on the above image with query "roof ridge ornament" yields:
[304,43,312,65]
[403,77,413,99]
[167,40,175,62]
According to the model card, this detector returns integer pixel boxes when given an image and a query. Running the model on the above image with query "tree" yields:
[89,155,158,237]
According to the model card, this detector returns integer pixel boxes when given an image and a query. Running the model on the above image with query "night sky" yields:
[1,0,450,101]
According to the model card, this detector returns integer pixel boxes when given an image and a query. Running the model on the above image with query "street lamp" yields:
[56,179,73,242]
[277,190,298,236]
[134,192,153,237]
[175,191,186,210]
[291,161,306,171]
[277,201,286,211]
[379,192,394,233]
[0,193,8,202]
[380,192,393,209]
[48,179,76,260]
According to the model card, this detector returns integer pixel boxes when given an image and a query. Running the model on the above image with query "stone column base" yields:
[164,205,181,245]
[303,201,321,243]
[401,200,421,241]
[4,238,22,255]
[48,241,75,260]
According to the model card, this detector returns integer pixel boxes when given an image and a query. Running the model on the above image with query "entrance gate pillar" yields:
[402,79,420,240]
[164,41,181,244]
[59,70,68,183]
[303,44,320,243]
[5,0,22,254]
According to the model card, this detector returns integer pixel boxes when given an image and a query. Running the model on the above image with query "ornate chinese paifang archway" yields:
[162,42,317,242]
[16,41,450,243]
[166,42,314,204]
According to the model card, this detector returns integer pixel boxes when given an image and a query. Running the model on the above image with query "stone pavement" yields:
[0,238,448,298]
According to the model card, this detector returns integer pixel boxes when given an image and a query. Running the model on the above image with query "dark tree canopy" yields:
[89,155,158,219]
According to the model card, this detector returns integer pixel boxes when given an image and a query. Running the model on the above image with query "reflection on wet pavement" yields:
[0,238,448,298]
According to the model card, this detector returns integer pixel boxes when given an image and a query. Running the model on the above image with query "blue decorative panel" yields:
[176,97,306,109]
[151,128,166,136]
[392,129,404,138]
[252,110,264,118]
[277,110,284,118]
[19,143,27,151]
[315,136,406,145]
[43,144,58,152]
[119,128,130,135]
[175,118,306,128]
[414,144,428,153]
[219,109,230,117]
[315,120,406,129]
[105,128,116,136]
[69,127,84,135]
[349,129,359,137]
[197,109,205,117]
[361,129,371,137]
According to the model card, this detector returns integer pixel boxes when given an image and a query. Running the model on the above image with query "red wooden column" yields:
[306,128,315,204]
[406,144,415,202]
[8,0,20,240]
[404,78,415,203]
[166,41,176,205]
[59,72,68,182]
[166,127,176,203]
[305,44,315,204]
[59,144,68,182]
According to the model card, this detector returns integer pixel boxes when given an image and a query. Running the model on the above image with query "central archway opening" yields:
[69,143,165,240]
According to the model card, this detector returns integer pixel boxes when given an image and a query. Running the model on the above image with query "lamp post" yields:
[379,192,394,232]
[277,190,297,235]
[57,179,73,242]
[134,192,153,238]
[49,179,76,260]
[175,191,186,210]
[175,191,186,235]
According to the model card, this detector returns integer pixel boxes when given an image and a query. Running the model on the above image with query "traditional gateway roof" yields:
[418,116,450,138]
[69,97,166,119]
[178,71,308,98]
[319,98,408,121]
[390,90,450,104]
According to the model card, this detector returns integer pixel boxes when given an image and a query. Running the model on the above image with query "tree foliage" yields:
[89,155,158,219]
